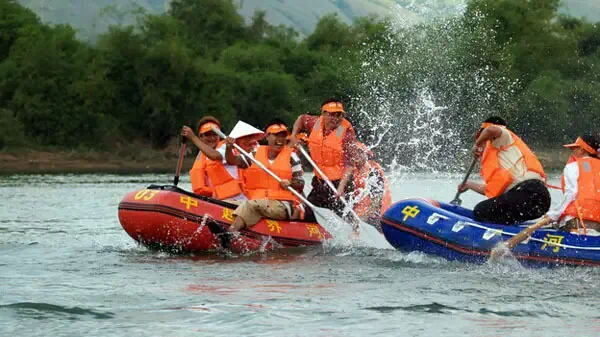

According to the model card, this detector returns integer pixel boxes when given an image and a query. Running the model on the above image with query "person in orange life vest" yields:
[182,116,222,197]
[223,121,265,171]
[221,121,265,197]
[546,134,600,232]
[458,116,550,224]
[182,118,262,201]
[289,98,359,216]
[227,119,306,233]
[351,142,392,226]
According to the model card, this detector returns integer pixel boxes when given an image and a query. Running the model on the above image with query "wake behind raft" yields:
[118,185,333,254]
[381,198,600,267]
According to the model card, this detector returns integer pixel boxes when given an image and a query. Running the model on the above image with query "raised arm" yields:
[472,125,503,157]
[289,114,313,148]
[224,137,250,168]
[181,126,222,161]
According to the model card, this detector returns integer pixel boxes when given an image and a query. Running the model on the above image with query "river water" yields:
[1,173,599,337]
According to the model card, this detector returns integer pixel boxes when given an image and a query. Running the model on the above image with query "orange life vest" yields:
[244,146,298,202]
[352,160,392,219]
[307,116,353,181]
[560,157,600,223]
[190,153,213,197]
[190,150,244,200]
[480,127,546,198]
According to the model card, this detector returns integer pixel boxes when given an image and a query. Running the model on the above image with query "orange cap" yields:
[563,136,597,155]
[199,122,220,134]
[266,124,289,135]
[321,101,345,114]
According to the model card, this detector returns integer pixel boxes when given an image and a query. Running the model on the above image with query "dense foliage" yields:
[1,0,599,155]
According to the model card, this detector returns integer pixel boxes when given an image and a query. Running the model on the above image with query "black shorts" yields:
[306,176,354,217]
[473,179,551,225]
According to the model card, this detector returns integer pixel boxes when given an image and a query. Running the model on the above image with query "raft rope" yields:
[546,183,562,190]
[461,221,600,251]
[574,200,589,235]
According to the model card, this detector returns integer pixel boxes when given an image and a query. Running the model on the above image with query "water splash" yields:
[346,5,519,171]
[339,3,524,209]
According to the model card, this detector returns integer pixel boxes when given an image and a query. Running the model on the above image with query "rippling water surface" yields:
[1,173,598,337]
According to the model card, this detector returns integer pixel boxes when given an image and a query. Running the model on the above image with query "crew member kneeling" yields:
[228,119,305,233]
[546,134,600,232]
[459,116,550,224]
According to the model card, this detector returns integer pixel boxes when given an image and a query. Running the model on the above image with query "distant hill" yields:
[562,0,600,22]
[17,0,167,39]
[14,0,462,39]
[235,0,426,35]
[16,0,600,40]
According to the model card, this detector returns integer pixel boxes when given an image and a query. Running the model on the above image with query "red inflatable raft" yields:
[118,185,332,254]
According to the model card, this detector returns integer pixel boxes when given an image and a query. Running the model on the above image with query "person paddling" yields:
[458,116,550,224]
[545,134,600,232]
[490,134,600,259]
[227,119,306,233]
[182,118,262,202]
[289,98,359,216]
[222,121,264,167]
[351,142,392,227]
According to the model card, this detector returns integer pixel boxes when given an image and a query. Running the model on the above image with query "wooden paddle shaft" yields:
[296,145,362,222]
[505,217,551,249]
[210,127,319,211]
[296,145,338,194]
[173,137,187,186]
[451,157,478,203]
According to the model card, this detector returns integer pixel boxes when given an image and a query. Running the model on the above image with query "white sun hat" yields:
[228,121,265,139]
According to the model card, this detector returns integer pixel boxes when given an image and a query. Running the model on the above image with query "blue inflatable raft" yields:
[381,198,600,267]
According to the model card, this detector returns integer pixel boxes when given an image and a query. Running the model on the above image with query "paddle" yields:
[489,216,551,260]
[211,127,386,246]
[173,137,187,187]
[295,145,364,225]
[450,157,478,206]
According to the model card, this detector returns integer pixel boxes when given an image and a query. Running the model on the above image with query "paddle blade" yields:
[489,242,510,260]
[312,207,392,249]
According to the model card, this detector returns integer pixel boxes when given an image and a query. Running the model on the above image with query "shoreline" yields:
[0,148,571,175]
[0,148,195,175]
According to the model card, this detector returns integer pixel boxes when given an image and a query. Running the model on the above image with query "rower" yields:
[351,142,392,227]
[458,116,550,224]
[289,98,359,216]
[227,119,306,233]
[182,118,263,202]
[546,134,600,232]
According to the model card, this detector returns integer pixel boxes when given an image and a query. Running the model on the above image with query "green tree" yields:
[168,0,246,58]
[0,108,26,149]
[0,24,106,147]
[0,0,40,62]
[305,14,354,52]
[219,43,283,73]
[93,26,147,140]
[138,38,198,147]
